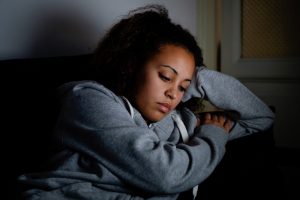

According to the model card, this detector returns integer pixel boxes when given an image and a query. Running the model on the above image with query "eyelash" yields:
[159,74,170,82]
[179,86,186,92]
[159,74,186,92]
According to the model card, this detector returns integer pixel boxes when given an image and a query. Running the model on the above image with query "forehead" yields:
[150,44,195,75]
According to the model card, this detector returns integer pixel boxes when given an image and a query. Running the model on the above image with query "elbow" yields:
[263,106,276,130]
[261,109,276,131]
[253,117,275,133]
[142,166,190,194]
[144,171,180,194]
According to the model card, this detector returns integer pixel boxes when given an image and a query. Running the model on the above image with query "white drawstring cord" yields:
[171,112,189,143]
[121,96,134,119]
[172,111,198,200]
[121,99,198,199]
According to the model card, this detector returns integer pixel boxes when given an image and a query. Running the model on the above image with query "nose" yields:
[165,87,177,100]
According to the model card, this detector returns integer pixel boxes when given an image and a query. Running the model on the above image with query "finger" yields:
[224,119,233,132]
[218,114,226,124]
[204,113,211,120]
[196,117,201,127]
[211,114,218,121]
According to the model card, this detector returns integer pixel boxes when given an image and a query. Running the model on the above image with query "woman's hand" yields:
[196,112,232,133]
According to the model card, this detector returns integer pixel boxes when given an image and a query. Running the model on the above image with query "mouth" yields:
[157,102,172,113]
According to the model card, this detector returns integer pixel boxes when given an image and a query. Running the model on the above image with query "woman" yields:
[18,4,274,200]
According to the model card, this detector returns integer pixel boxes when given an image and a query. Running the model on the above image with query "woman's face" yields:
[133,44,195,123]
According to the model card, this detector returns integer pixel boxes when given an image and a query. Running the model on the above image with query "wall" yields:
[220,0,300,149]
[0,0,197,60]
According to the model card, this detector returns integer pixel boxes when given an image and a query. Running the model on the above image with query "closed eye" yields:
[159,73,171,82]
[179,86,187,92]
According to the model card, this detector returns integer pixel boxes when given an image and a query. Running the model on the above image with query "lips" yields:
[157,102,172,113]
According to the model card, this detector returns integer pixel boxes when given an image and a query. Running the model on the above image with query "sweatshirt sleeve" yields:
[55,82,229,194]
[182,67,275,140]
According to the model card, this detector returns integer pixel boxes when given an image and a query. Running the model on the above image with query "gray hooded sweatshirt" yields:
[18,67,275,200]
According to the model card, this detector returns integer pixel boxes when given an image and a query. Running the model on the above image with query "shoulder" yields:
[58,81,121,102]
[57,81,127,115]
[56,81,134,126]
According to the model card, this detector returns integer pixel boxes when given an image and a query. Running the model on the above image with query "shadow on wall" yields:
[28,5,100,58]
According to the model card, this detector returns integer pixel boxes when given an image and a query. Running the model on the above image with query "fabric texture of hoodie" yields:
[18,67,275,200]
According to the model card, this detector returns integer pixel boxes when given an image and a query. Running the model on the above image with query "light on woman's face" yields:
[133,44,195,123]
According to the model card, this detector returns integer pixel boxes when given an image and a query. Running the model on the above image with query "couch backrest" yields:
[2,54,95,198]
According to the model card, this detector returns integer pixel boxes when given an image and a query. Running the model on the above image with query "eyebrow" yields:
[161,65,192,82]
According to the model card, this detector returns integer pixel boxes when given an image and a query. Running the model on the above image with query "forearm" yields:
[184,67,275,139]
[58,83,229,194]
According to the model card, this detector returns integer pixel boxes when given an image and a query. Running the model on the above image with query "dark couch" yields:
[2,55,285,199]
[2,54,95,199]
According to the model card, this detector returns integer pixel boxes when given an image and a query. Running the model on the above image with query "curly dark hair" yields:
[93,4,203,96]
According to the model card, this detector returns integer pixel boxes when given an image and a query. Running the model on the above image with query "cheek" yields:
[175,94,184,106]
[142,74,162,93]
[135,74,159,102]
